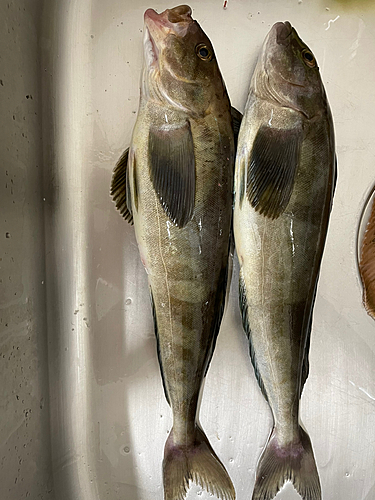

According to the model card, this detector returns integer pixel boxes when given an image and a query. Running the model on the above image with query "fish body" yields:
[111,5,235,500]
[233,22,336,500]
[359,194,375,320]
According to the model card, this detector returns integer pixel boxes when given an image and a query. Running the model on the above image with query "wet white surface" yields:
[40,1,375,499]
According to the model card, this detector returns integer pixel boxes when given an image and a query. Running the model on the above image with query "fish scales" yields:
[238,105,333,417]
[111,5,237,500]
[234,22,336,500]
[136,113,233,431]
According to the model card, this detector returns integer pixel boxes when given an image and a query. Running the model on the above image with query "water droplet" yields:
[125,298,132,305]
[120,445,130,455]
[345,472,350,477]
[229,458,234,463]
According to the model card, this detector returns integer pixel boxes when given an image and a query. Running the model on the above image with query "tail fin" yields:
[163,426,235,500]
[252,426,321,500]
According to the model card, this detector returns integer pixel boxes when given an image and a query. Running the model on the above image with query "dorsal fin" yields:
[110,148,134,224]
[231,106,242,148]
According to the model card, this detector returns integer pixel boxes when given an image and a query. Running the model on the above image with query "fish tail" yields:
[163,425,235,500]
[252,425,321,500]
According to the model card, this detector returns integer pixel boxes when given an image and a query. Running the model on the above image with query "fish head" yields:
[255,21,326,118]
[143,5,227,116]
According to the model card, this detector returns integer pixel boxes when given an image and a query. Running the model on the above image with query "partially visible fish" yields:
[111,5,238,500]
[359,193,375,320]
[233,22,336,500]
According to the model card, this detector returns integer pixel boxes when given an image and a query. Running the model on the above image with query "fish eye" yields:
[301,49,316,67]
[196,43,213,61]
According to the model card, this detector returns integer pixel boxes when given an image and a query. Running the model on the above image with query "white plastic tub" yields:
[2,1,375,499]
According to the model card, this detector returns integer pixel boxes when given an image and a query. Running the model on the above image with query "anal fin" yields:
[149,290,170,405]
[203,255,230,377]
[239,269,268,402]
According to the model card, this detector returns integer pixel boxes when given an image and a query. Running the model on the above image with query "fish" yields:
[233,22,336,500]
[111,5,239,500]
[359,194,375,320]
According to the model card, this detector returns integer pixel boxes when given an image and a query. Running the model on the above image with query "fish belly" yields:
[133,116,233,443]
[234,125,333,440]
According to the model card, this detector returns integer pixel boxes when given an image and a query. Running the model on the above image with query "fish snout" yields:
[275,21,293,45]
[167,5,192,23]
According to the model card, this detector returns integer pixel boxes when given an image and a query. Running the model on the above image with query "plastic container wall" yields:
[0,0,53,499]
[3,1,375,500]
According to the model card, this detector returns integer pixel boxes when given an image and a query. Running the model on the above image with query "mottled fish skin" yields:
[112,5,235,500]
[359,195,375,320]
[233,22,336,500]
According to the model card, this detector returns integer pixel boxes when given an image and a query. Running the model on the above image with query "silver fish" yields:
[111,5,238,500]
[233,22,336,500]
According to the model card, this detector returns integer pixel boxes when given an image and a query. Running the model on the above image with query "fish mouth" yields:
[274,21,293,45]
[144,5,192,25]
[266,22,306,91]
[144,5,192,36]
[143,6,193,68]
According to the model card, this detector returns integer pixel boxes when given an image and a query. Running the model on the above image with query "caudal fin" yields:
[163,426,235,500]
[252,426,321,500]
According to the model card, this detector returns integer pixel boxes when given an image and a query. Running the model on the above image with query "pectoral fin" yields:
[247,126,302,219]
[149,122,195,228]
[110,148,134,224]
